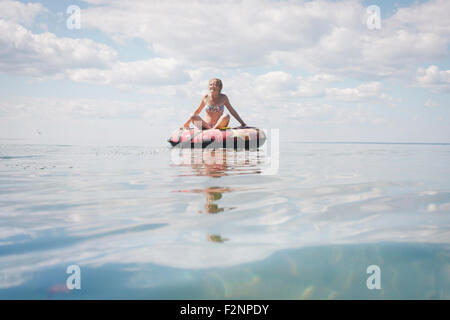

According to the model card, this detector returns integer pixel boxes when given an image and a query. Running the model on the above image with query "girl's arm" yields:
[182,95,207,128]
[223,95,246,126]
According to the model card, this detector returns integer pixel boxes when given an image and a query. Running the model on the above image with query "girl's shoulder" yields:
[220,93,229,103]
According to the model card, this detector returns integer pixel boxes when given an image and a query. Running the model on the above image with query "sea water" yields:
[0,141,449,299]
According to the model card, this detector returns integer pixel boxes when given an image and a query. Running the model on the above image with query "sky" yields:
[0,0,449,145]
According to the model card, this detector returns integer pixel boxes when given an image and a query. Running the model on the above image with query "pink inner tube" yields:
[168,127,266,149]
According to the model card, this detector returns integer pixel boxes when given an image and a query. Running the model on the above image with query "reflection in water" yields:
[207,234,229,243]
[172,149,267,243]
[172,149,265,215]
[172,148,264,177]
[47,283,70,299]
[204,189,225,214]
[201,187,235,214]
[174,186,234,214]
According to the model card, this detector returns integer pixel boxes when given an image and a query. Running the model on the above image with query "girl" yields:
[182,78,246,130]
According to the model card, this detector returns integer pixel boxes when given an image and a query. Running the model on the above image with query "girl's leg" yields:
[212,114,230,129]
[191,115,212,130]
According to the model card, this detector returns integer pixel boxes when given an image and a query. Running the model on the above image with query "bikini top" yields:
[206,104,224,113]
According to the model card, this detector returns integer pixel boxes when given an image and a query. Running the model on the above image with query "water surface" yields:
[0,142,449,299]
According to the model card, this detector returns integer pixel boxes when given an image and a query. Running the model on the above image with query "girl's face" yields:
[209,80,221,93]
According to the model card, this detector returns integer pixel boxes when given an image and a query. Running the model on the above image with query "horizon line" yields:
[293,141,450,145]
[1,141,450,147]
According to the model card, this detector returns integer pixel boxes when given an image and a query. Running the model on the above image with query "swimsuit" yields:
[205,99,226,128]
[206,104,224,113]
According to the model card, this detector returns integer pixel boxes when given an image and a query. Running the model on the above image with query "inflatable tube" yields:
[168,127,266,149]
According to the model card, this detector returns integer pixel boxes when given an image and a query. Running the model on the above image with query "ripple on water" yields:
[0,143,449,299]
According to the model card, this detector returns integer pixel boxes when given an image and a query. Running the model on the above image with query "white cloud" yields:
[0,96,180,121]
[77,0,450,78]
[250,71,340,99]
[387,0,450,36]
[415,65,450,93]
[2,0,448,89]
[80,0,364,68]
[0,19,117,76]
[220,72,391,109]
[276,102,386,126]
[361,31,447,77]
[0,18,191,86]
[67,58,189,86]
[325,82,392,102]
[222,71,340,105]
[0,0,46,26]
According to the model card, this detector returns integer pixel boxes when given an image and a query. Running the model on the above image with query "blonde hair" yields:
[209,78,223,92]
